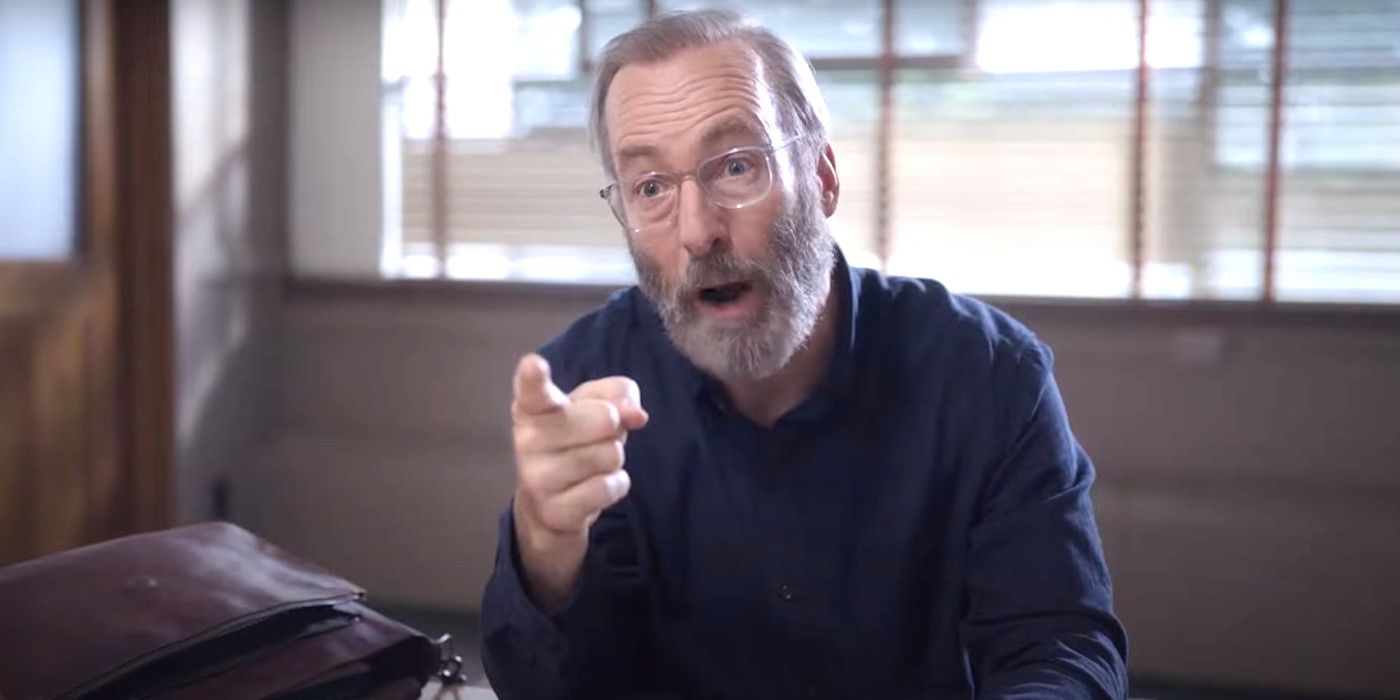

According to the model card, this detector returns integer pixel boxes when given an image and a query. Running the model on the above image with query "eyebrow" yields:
[613,116,768,172]
[614,143,660,171]
[698,116,766,150]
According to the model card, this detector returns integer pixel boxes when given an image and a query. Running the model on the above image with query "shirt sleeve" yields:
[480,500,657,699]
[479,330,658,699]
[963,343,1130,700]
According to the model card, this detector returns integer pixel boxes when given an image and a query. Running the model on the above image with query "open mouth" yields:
[697,281,753,307]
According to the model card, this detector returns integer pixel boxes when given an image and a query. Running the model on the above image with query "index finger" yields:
[512,354,569,418]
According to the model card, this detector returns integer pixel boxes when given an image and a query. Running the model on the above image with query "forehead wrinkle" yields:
[615,113,769,179]
[619,96,767,147]
[606,43,782,163]
[611,100,777,174]
[614,79,767,137]
[622,67,759,109]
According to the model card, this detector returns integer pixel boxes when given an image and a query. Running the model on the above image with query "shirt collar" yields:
[791,244,861,421]
[638,244,865,423]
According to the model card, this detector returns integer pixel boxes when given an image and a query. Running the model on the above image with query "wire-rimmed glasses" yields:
[599,134,805,234]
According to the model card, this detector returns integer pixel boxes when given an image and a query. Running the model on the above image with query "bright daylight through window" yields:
[381,0,1400,303]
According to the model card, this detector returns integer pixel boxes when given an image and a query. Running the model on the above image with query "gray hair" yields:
[588,9,831,179]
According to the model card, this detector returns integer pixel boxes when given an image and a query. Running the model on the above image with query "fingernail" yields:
[604,470,631,500]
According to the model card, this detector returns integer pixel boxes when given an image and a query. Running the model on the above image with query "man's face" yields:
[604,40,834,381]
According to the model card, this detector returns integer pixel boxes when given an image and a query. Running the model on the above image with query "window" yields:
[384,0,631,282]
[382,0,1400,303]
[0,0,79,259]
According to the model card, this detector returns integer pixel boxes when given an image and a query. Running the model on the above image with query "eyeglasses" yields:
[599,134,806,234]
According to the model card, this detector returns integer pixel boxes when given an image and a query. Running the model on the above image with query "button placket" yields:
[778,582,795,602]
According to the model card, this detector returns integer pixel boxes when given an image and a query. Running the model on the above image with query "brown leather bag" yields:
[0,522,467,700]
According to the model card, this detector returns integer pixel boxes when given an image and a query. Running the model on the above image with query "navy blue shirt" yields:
[482,252,1128,699]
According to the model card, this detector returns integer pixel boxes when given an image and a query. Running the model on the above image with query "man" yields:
[482,9,1127,699]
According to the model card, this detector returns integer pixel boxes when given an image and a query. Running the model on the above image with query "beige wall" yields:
[230,283,1400,698]
[172,0,287,522]
[1014,303,1400,697]
[234,287,594,608]
[288,0,386,278]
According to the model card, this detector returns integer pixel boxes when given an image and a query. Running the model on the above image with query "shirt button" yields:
[779,583,795,602]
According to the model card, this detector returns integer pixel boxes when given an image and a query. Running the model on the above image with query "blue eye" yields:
[724,158,751,176]
[637,180,662,198]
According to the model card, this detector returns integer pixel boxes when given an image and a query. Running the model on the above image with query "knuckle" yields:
[576,400,620,438]
[512,422,540,454]
[579,477,611,511]
[593,478,615,507]
[617,377,641,404]
[597,469,629,504]
[516,465,546,495]
[581,441,619,474]
[603,440,625,470]
[598,401,622,431]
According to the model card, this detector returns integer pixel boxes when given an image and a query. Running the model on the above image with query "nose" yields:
[675,177,727,258]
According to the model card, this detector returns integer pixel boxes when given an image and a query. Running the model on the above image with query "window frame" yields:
[379,0,1400,308]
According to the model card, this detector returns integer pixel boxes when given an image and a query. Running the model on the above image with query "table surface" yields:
[418,680,498,700]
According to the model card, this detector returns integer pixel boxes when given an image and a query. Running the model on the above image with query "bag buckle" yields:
[433,634,469,685]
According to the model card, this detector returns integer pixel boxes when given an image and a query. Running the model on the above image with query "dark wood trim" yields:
[577,0,592,75]
[83,0,116,268]
[983,295,1400,329]
[284,275,1400,329]
[27,295,90,554]
[80,0,127,544]
[961,0,980,66]
[0,263,84,317]
[810,55,962,73]
[0,0,174,563]
[1129,0,1150,299]
[1261,0,1289,302]
[286,275,618,306]
[1194,0,1223,296]
[112,0,174,532]
[432,0,449,274]
[1198,0,1222,124]
[874,0,896,272]
[0,321,36,560]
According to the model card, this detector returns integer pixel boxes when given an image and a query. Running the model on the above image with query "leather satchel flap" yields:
[0,521,365,700]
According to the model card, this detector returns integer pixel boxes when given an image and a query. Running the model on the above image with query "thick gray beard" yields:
[631,182,835,382]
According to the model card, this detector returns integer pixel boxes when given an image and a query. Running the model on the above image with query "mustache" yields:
[676,253,773,295]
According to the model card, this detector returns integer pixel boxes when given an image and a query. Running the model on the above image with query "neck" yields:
[722,272,841,428]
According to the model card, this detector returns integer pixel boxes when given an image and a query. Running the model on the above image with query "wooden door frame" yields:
[105,0,175,533]
[0,0,174,557]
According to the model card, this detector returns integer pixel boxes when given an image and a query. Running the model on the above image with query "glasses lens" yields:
[616,176,677,230]
[604,147,778,231]
[699,148,772,207]
[604,188,632,229]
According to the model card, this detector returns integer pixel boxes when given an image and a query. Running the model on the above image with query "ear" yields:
[815,142,839,218]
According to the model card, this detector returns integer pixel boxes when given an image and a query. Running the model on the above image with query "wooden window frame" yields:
[0,0,176,546]
[401,0,1341,308]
